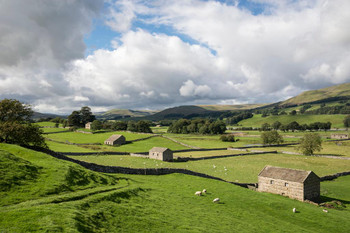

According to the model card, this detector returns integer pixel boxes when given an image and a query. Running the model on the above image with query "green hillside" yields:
[1,143,350,232]
[238,114,347,128]
[198,104,267,111]
[280,82,350,106]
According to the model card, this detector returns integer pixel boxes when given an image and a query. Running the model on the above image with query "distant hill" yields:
[96,109,158,120]
[198,104,267,111]
[143,105,222,121]
[279,83,350,106]
[32,112,64,120]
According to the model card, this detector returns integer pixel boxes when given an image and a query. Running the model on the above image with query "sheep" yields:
[202,189,207,194]
[195,191,202,196]
[293,208,296,213]
[213,198,220,203]
[323,209,328,213]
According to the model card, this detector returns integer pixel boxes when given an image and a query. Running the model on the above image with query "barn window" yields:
[270,180,274,184]
[285,182,289,187]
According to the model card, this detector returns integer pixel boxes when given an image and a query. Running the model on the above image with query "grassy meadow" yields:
[1,143,349,232]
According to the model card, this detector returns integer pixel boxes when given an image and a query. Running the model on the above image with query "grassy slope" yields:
[198,104,267,111]
[280,82,350,106]
[238,114,347,128]
[0,144,349,232]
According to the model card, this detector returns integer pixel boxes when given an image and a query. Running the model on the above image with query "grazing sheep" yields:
[195,191,202,196]
[293,208,296,213]
[213,198,220,203]
[202,189,207,194]
[323,209,328,213]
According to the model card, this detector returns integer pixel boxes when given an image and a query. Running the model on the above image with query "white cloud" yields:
[1,0,350,113]
[179,80,212,97]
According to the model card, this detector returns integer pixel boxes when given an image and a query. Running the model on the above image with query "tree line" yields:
[260,121,332,132]
[167,119,226,134]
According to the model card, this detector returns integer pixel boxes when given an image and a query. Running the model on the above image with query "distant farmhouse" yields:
[331,133,349,139]
[258,166,320,202]
[149,147,173,161]
[104,135,126,146]
[85,122,92,130]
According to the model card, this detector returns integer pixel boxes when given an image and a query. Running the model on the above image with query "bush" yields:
[220,135,235,142]
[261,131,284,145]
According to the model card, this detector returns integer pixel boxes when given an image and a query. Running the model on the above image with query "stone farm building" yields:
[85,122,92,130]
[149,147,173,161]
[104,135,126,146]
[258,166,320,201]
[331,133,349,139]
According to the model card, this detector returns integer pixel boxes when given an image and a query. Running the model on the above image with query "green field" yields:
[45,131,152,144]
[1,144,349,232]
[69,153,350,183]
[238,114,347,128]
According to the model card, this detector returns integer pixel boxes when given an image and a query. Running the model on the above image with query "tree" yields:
[297,133,322,155]
[68,111,81,127]
[261,123,271,131]
[272,121,282,130]
[136,120,152,133]
[80,106,95,125]
[344,115,350,128]
[290,110,297,115]
[0,99,46,147]
[261,131,284,145]
[90,120,103,131]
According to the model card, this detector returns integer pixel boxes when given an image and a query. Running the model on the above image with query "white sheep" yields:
[323,209,328,213]
[293,208,296,213]
[213,198,220,203]
[202,189,207,194]
[195,191,202,196]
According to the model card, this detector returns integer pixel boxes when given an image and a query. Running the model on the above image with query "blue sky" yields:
[1,0,350,113]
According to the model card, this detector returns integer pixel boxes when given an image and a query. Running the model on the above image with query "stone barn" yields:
[104,135,126,146]
[85,122,92,129]
[258,166,320,201]
[331,133,349,139]
[149,147,173,161]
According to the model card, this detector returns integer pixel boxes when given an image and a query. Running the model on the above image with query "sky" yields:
[1,0,350,114]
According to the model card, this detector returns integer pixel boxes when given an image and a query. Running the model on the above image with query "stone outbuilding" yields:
[258,166,320,201]
[331,133,349,139]
[149,147,173,161]
[85,122,92,129]
[104,135,126,146]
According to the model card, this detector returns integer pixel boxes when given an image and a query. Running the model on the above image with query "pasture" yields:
[69,152,350,183]
[0,144,349,232]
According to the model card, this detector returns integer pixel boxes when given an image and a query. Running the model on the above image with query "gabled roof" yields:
[105,134,124,142]
[149,147,171,153]
[258,166,319,183]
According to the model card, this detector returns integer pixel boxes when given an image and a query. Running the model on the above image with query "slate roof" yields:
[105,134,124,142]
[258,166,318,183]
[149,147,171,153]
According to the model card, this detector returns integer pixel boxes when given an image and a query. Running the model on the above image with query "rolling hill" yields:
[279,83,350,106]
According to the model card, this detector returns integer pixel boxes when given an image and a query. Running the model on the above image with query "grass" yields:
[0,143,349,232]
[45,131,153,144]
[41,127,69,133]
[239,114,347,128]
[46,136,189,153]
[0,143,119,206]
[70,153,350,183]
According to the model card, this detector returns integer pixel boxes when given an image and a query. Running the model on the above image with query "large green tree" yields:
[0,99,46,147]
[297,133,322,156]
[261,131,284,145]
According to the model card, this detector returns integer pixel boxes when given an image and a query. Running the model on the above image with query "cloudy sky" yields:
[1,0,350,114]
